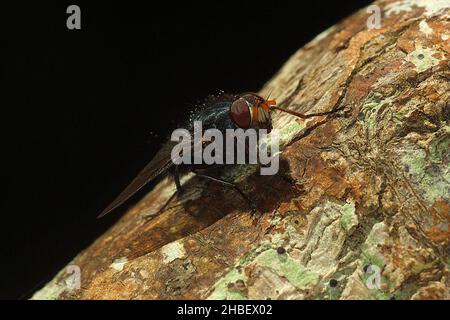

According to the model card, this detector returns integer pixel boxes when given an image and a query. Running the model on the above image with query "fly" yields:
[98,92,331,218]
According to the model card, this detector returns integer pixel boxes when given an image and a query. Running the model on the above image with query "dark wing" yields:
[98,94,237,218]
[98,141,177,218]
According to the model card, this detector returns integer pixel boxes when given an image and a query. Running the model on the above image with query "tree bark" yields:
[33,0,449,300]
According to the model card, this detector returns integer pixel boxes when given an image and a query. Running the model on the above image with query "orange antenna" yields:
[260,98,276,111]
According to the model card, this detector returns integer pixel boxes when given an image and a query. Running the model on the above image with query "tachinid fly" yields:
[99,92,323,218]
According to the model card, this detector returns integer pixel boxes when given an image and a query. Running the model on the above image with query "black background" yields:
[2,1,372,299]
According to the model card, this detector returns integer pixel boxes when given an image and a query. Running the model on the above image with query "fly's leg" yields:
[153,189,179,215]
[143,165,184,219]
[192,170,258,213]
[272,105,347,119]
[174,165,183,192]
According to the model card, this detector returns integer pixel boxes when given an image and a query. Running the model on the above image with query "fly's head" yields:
[229,93,276,132]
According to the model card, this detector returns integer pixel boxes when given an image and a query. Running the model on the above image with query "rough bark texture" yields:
[33,0,449,300]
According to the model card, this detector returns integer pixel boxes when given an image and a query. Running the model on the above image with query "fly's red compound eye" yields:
[230,98,251,128]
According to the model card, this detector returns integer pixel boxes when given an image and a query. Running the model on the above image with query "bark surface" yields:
[34,0,449,300]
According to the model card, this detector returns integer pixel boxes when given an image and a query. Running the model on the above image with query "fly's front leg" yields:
[272,104,347,119]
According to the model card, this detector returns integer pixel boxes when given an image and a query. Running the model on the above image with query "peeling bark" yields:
[33,0,449,300]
